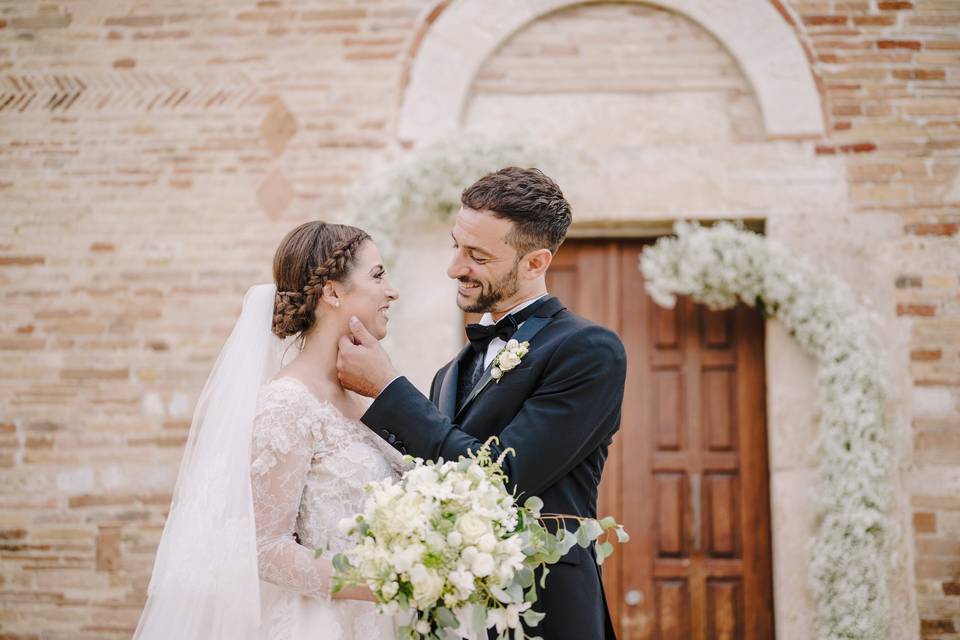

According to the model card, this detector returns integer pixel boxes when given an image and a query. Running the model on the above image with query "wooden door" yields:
[546,239,774,640]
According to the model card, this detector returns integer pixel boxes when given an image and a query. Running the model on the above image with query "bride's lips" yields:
[378,304,390,320]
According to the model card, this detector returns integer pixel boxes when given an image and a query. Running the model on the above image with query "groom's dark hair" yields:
[461,167,572,255]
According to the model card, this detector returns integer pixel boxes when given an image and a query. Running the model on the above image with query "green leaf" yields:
[599,516,617,530]
[522,608,546,628]
[596,541,614,565]
[615,526,630,543]
[576,525,592,548]
[332,553,352,573]
[582,518,604,539]
[524,496,544,515]
[539,565,551,589]
[524,584,538,605]
[507,583,524,603]
[514,567,535,589]
[490,585,513,604]
[471,604,487,635]
[436,607,458,629]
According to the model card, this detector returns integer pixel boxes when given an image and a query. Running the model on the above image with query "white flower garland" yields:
[641,221,891,640]
[348,130,554,260]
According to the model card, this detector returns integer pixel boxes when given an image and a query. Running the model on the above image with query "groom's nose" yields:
[447,254,469,280]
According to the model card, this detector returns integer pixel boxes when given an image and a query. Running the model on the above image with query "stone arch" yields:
[399,0,824,143]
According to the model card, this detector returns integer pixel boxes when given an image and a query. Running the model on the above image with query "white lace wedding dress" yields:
[251,376,405,640]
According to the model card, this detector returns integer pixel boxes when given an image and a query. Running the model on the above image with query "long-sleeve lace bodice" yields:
[250,377,405,599]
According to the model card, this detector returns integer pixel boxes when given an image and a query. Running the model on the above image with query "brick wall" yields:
[0,1,957,638]
[786,1,959,637]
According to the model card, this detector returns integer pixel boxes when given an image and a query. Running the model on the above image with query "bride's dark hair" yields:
[271,221,370,339]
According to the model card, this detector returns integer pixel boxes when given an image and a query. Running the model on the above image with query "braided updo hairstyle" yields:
[272,221,371,339]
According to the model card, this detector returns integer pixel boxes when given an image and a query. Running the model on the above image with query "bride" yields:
[134,222,403,639]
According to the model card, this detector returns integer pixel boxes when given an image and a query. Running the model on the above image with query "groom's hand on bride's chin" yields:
[336,316,397,398]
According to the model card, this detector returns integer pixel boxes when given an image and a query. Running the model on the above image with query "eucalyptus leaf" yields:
[490,585,513,604]
[436,607,458,629]
[582,518,604,539]
[615,526,631,543]
[332,553,351,573]
[515,567,535,589]
[471,604,487,635]
[600,516,617,529]
[539,565,551,589]
[522,608,546,627]
[524,496,544,515]
[576,525,592,548]
[596,540,614,565]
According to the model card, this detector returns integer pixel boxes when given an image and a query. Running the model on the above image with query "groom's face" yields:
[448,207,521,313]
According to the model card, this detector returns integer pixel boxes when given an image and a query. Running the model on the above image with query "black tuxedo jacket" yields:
[362,296,626,640]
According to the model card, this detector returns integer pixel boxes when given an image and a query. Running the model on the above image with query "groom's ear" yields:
[522,248,553,279]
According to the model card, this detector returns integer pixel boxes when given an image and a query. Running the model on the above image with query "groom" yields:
[337,167,626,639]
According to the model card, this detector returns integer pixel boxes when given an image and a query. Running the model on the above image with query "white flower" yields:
[381,580,399,600]
[448,569,476,597]
[477,532,497,553]
[470,552,495,577]
[415,620,431,634]
[498,350,521,371]
[446,531,463,548]
[457,513,489,543]
[409,564,444,608]
[337,516,355,535]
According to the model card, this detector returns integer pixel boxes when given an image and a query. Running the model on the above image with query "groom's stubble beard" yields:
[457,258,521,314]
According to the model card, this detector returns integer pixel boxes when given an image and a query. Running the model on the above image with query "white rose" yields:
[471,552,495,577]
[381,580,399,600]
[415,620,431,634]
[460,545,478,565]
[477,533,497,553]
[448,569,476,597]
[409,564,444,608]
[505,339,519,351]
[498,350,521,371]
[425,531,445,549]
[457,513,489,543]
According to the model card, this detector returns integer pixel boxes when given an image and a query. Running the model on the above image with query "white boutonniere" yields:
[490,339,530,383]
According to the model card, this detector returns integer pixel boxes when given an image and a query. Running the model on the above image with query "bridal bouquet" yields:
[331,438,628,640]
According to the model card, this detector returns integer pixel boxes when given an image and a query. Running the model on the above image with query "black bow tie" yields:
[464,298,546,354]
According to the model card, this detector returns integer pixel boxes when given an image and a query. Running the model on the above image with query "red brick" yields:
[878,39,923,50]
[897,304,937,316]
[912,350,942,361]
[301,9,366,20]
[878,0,913,8]
[89,242,114,252]
[60,368,129,381]
[0,424,14,434]
[0,256,45,266]
[922,619,956,634]
[893,68,946,81]
[906,223,959,236]
[112,58,135,69]
[0,19,7,29]
[104,16,163,27]
[95,527,121,572]
[804,15,848,25]
[854,15,897,26]
[944,582,960,596]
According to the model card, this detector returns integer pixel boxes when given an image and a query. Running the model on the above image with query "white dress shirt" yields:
[375,294,548,397]
[477,294,548,369]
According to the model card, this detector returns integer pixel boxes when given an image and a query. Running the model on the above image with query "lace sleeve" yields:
[250,381,332,599]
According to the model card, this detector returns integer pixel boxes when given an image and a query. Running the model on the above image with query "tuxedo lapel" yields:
[454,299,562,421]
[438,344,471,419]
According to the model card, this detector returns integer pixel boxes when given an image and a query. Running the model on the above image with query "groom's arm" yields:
[362,326,626,498]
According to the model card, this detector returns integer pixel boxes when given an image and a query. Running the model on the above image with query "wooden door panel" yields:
[545,239,773,639]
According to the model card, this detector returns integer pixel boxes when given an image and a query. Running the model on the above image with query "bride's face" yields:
[337,240,398,340]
